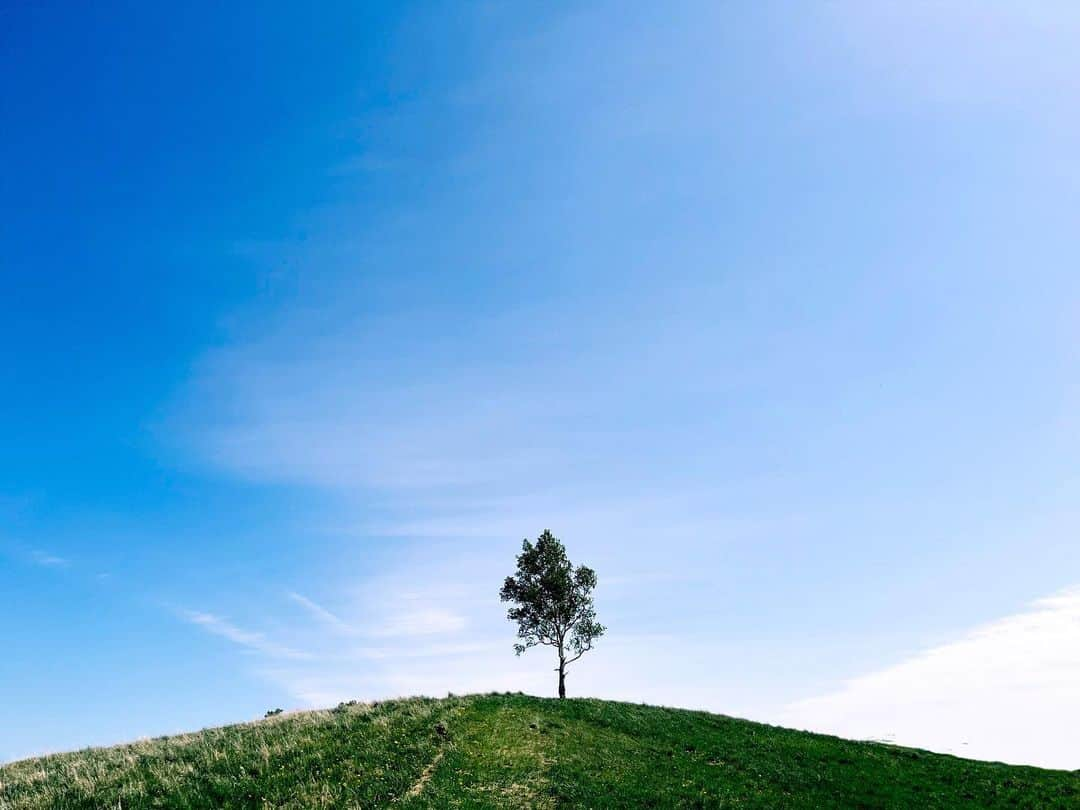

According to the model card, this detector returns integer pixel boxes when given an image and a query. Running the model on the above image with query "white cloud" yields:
[181,611,312,661]
[782,587,1080,769]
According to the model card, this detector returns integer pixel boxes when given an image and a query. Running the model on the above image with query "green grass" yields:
[2,694,1077,808]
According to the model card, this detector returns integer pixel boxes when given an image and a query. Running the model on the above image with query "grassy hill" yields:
[1,694,1077,809]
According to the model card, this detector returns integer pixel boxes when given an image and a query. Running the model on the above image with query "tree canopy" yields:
[500,530,604,698]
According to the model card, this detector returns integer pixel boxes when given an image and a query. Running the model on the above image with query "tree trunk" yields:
[558,660,566,699]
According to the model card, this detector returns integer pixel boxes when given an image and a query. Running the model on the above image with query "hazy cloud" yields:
[371,608,467,638]
[783,587,1080,769]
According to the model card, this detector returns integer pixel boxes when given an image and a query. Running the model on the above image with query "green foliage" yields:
[2,694,1077,809]
[500,530,605,697]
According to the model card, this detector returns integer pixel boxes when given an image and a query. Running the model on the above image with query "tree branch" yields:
[564,641,593,666]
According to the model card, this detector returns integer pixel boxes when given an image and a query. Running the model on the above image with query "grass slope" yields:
[1,694,1077,808]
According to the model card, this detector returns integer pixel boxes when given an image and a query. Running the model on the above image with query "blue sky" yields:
[3,1,1079,767]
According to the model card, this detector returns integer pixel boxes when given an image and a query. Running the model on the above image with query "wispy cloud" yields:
[181,610,312,661]
[286,590,468,639]
[328,152,403,176]
[782,586,1080,769]
[343,640,498,661]
[30,550,69,568]
[286,591,357,636]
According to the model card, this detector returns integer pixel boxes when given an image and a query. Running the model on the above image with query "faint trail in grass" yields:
[463,706,553,809]
[403,750,444,800]
[405,698,555,809]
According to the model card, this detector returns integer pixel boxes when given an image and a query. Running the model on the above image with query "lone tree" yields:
[500,530,604,699]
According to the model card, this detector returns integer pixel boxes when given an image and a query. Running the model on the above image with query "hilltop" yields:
[1,693,1076,808]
